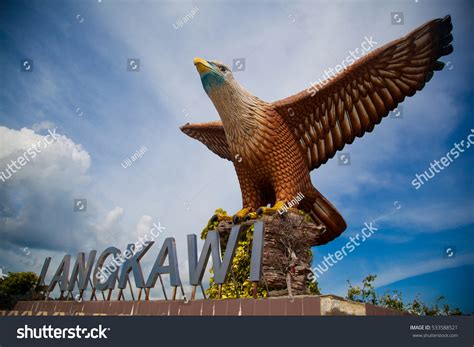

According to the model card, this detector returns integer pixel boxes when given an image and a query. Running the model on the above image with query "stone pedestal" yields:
[215,211,325,297]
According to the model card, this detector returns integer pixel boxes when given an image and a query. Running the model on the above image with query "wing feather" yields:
[180,121,232,161]
[272,15,453,171]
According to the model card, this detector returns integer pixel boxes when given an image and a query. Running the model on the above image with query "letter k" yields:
[365,36,377,47]
[365,222,378,233]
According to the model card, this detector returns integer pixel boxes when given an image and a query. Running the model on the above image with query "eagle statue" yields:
[180,15,453,245]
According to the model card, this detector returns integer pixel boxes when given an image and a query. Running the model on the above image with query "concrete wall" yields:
[5,295,409,316]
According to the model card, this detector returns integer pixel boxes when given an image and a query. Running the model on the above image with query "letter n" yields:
[68,251,97,292]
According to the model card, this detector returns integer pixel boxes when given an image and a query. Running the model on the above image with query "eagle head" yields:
[194,57,235,95]
[193,57,261,134]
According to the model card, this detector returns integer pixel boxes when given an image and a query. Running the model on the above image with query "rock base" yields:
[215,211,325,297]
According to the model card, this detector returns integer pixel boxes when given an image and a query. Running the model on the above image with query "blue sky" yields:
[0,0,473,312]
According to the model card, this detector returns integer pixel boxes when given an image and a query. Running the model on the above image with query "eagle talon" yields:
[232,208,252,225]
[256,201,288,216]
[209,212,232,224]
[232,215,241,225]
[210,214,219,223]
[243,212,258,221]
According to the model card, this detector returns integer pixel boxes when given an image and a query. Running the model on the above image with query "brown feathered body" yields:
[202,84,344,244]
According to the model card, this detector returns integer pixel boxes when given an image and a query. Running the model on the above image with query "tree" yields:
[346,274,378,305]
[0,271,39,309]
[0,272,38,296]
[346,274,463,316]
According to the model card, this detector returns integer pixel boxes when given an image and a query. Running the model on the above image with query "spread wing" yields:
[273,15,453,171]
[180,121,232,161]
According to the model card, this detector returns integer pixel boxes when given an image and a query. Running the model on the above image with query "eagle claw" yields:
[232,215,241,224]
[243,213,253,222]
[210,214,219,223]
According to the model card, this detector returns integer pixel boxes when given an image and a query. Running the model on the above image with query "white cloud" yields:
[31,121,56,133]
[0,126,90,183]
[133,215,153,238]
[381,201,474,232]
[95,206,124,239]
[375,253,474,288]
[0,125,94,258]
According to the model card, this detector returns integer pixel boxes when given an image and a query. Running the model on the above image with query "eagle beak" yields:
[194,57,214,74]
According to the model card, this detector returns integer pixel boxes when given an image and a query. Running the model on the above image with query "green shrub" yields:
[346,274,463,315]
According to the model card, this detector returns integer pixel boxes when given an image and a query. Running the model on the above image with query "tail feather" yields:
[301,187,347,245]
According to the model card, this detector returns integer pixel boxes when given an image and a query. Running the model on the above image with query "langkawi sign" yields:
[37,222,264,301]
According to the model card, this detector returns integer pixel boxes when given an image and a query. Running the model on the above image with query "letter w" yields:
[187,225,242,286]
